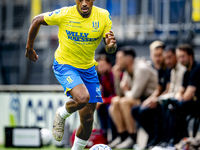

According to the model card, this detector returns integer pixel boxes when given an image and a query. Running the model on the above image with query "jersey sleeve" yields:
[44,7,67,26]
[103,11,113,38]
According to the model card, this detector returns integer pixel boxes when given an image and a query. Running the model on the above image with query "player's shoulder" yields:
[93,6,110,15]
[60,5,75,14]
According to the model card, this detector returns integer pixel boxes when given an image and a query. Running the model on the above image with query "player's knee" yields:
[76,94,90,109]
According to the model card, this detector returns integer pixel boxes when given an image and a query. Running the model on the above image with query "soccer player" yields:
[25,0,117,150]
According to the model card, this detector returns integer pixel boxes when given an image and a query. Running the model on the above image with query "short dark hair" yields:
[164,46,176,54]
[176,44,194,57]
[96,54,111,64]
[118,46,136,58]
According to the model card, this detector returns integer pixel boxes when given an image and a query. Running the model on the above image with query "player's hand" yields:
[25,48,38,62]
[105,30,116,47]
[105,30,117,54]
[112,64,122,79]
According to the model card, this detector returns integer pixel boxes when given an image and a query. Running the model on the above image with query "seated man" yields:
[131,41,170,148]
[149,41,170,95]
[108,46,158,149]
[162,44,200,145]
[132,46,186,148]
[96,54,118,142]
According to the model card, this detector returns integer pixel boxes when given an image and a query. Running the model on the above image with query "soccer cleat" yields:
[52,107,66,141]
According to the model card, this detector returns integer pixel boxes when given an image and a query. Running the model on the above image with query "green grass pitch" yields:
[0,145,135,150]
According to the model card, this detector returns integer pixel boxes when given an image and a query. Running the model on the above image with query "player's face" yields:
[176,49,191,67]
[97,60,111,75]
[150,47,164,68]
[164,51,177,69]
[75,0,95,18]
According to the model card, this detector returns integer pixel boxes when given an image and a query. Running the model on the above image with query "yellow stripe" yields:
[192,0,200,22]
[31,0,42,21]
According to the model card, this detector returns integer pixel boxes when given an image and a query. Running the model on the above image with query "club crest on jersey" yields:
[93,21,99,30]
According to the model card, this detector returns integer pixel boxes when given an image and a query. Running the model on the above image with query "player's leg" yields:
[71,103,96,150]
[52,60,91,141]
[108,96,128,148]
[52,84,90,141]
[71,67,102,150]
[66,84,90,113]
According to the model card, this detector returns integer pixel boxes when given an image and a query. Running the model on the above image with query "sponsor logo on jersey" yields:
[48,9,60,16]
[66,30,100,42]
[69,21,81,24]
[96,87,100,92]
[48,12,53,16]
[55,9,60,14]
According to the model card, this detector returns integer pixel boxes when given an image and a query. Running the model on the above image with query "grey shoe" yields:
[108,136,122,148]
[115,136,134,149]
[52,107,66,141]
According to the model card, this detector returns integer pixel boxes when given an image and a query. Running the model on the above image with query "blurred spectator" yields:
[131,41,169,148]
[159,47,186,99]
[96,54,118,142]
[158,44,200,146]
[108,46,157,149]
[150,40,170,94]
[132,46,186,148]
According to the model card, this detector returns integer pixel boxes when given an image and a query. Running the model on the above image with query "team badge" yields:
[93,21,99,30]
[66,76,73,84]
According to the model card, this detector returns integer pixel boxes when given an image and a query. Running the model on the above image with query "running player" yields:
[25,0,117,150]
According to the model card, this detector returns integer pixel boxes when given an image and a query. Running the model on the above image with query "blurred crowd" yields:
[95,41,200,149]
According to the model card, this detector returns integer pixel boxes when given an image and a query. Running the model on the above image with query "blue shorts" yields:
[53,59,103,103]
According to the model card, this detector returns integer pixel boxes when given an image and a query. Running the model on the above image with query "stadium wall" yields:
[0,85,100,145]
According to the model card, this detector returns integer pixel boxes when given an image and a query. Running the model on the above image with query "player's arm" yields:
[103,30,117,54]
[25,14,48,61]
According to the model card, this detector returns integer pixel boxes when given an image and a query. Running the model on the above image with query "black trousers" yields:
[132,99,199,146]
[162,99,199,143]
[132,103,164,146]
